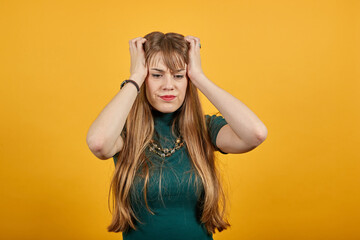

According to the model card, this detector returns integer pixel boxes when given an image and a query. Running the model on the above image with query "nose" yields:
[162,74,174,91]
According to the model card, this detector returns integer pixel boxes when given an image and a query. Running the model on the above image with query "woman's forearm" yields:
[190,73,267,145]
[86,74,144,156]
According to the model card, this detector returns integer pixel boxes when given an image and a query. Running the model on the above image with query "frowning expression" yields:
[145,53,188,113]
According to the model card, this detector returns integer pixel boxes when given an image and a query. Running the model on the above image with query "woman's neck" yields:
[151,108,179,127]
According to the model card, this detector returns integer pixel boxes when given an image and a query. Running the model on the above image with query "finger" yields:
[129,37,143,49]
[186,36,198,42]
[131,37,143,42]
[185,36,195,45]
[134,37,146,49]
[185,36,194,44]
[185,35,195,39]
[136,38,147,50]
[185,36,200,50]
[190,39,196,51]
[129,37,142,46]
[194,38,200,50]
[186,36,200,47]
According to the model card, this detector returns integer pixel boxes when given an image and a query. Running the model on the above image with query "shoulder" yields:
[204,113,229,154]
[204,113,228,130]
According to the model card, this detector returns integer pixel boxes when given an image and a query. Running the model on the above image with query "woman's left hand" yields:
[185,35,204,81]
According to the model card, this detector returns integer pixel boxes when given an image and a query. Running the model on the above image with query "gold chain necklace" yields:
[148,136,184,158]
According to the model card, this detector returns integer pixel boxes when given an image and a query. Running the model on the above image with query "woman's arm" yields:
[86,74,143,159]
[184,35,267,153]
[192,74,268,153]
[86,37,148,159]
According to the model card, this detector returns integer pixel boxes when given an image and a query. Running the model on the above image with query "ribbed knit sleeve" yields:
[205,114,229,154]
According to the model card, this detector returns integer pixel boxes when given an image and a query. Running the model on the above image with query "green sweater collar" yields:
[151,107,180,127]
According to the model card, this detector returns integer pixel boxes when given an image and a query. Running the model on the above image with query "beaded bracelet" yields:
[120,79,140,94]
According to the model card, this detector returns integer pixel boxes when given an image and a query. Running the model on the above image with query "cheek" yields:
[147,79,160,92]
[145,81,155,96]
[145,84,153,101]
[182,81,188,95]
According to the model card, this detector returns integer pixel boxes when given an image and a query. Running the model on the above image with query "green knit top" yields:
[112,108,228,240]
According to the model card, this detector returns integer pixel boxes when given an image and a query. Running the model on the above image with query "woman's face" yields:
[145,53,188,113]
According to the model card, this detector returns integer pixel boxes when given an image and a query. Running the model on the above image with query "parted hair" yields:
[107,31,231,235]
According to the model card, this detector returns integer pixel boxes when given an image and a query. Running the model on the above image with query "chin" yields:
[152,104,180,113]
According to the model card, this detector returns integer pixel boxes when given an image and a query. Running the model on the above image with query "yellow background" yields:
[1,0,359,239]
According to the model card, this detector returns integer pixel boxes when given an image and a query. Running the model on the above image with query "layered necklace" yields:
[148,107,184,157]
[148,135,184,158]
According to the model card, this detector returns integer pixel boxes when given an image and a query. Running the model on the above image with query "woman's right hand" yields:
[129,37,148,83]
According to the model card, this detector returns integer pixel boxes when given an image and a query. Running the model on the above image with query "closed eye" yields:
[151,74,184,79]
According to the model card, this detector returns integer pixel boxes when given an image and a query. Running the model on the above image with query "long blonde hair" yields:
[107,31,231,235]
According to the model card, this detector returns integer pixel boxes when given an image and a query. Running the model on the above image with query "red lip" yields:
[160,95,176,101]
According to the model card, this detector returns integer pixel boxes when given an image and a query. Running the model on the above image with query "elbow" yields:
[88,140,103,153]
[87,134,103,152]
[86,136,108,160]
[255,127,268,145]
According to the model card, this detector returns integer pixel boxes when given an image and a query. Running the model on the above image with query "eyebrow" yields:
[150,68,186,73]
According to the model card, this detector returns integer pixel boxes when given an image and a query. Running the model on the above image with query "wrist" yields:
[188,72,205,83]
[129,74,145,85]
[121,79,140,94]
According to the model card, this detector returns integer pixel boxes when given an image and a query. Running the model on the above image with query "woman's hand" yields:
[129,37,148,83]
[184,35,204,81]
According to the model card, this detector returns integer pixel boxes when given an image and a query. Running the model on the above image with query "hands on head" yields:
[128,35,203,85]
[128,37,148,83]
[184,36,204,80]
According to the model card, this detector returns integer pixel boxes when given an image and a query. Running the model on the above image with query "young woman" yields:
[86,31,267,240]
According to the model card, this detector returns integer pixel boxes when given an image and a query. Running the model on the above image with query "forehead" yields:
[148,53,166,67]
[148,52,186,70]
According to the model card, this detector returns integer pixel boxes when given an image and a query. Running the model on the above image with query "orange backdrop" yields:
[1,0,359,239]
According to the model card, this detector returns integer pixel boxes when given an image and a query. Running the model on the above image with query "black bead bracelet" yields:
[120,79,140,94]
